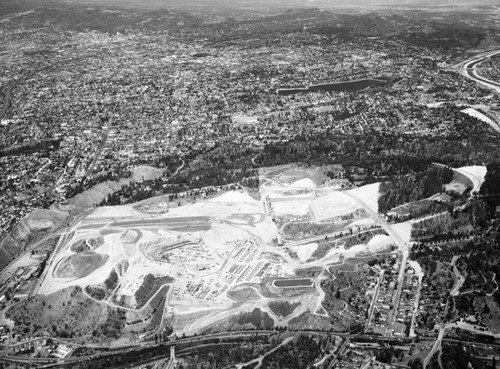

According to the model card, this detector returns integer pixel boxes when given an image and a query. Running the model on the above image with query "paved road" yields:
[344,191,409,336]
[450,256,465,297]
[1,329,423,365]
[171,158,185,177]
[235,336,294,369]
[83,117,112,182]
[453,167,484,194]
[365,269,384,331]
[424,326,445,368]
[6,330,496,369]
[458,49,500,92]
[409,274,423,338]
[34,228,71,295]
[327,337,351,369]
[285,227,382,247]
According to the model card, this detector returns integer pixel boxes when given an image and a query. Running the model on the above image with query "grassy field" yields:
[6,286,127,341]
[390,199,447,219]
[258,278,318,299]
[288,312,344,331]
[273,167,327,186]
[70,239,91,253]
[295,266,324,278]
[235,308,274,329]
[323,260,377,327]
[135,274,174,309]
[309,229,387,260]
[54,252,109,279]
[99,228,122,236]
[282,221,347,241]
[143,286,169,332]
[268,301,300,317]
[227,286,261,303]
[85,285,106,300]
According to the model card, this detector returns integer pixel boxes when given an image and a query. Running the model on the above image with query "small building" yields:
[53,344,73,359]
[429,193,451,203]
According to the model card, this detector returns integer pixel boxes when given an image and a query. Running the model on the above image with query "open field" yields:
[54,252,109,279]
[389,199,447,219]
[6,286,129,342]
[270,166,328,187]
[309,192,361,221]
[268,301,301,318]
[227,286,262,303]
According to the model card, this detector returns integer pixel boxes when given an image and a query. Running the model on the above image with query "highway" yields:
[453,167,484,194]
[5,327,498,369]
[83,117,112,183]
[0,329,423,366]
[458,49,500,93]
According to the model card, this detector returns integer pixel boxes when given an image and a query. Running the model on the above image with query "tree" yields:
[483,303,490,314]
[409,358,423,369]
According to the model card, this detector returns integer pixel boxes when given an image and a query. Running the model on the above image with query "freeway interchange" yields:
[458,49,500,92]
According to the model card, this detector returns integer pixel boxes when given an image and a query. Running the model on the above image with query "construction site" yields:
[10,166,402,341]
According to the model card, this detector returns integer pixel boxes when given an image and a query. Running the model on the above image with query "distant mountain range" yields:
[1,0,499,13]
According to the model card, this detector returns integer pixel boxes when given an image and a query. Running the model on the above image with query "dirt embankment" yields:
[0,207,69,271]
[64,178,131,215]
[0,178,131,272]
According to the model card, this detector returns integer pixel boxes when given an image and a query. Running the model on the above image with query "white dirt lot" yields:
[290,178,317,188]
[349,218,376,228]
[367,234,393,248]
[391,222,413,243]
[291,243,318,263]
[347,182,380,213]
[309,192,360,221]
[86,205,144,219]
[132,165,164,182]
[207,191,255,203]
[272,198,313,217]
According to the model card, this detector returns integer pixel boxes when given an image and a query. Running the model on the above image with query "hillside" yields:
[0,207,69,271]
[0,178,131,272]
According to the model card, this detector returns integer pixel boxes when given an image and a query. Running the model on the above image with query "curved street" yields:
[458,49,500,91]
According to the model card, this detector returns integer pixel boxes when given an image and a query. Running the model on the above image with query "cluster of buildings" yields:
[171,277,217,301]
[0,259,45,311]
[367,258,421,337]
[166,242,218,273]
[6,337,73,359]
[393,265,421,336]
[478,56,500,82]
[0,10,496,262]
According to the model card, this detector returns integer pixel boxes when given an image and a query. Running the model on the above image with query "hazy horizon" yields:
[3,0,500,11]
